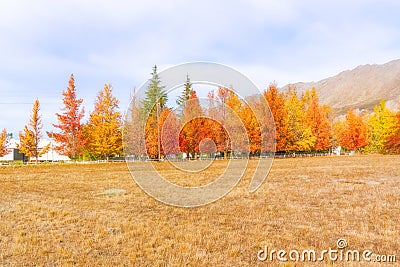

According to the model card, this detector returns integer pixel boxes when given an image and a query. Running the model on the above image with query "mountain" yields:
[281,59,400,114]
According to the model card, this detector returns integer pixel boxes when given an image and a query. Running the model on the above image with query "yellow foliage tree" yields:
[19,99,50,164]
[285,88,315,151]
[86,84,122,160]
[366,100,397,152]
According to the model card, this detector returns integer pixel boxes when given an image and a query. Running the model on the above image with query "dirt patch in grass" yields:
[0,156,399,266]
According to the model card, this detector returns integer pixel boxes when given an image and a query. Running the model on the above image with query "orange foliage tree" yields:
[144,111,159,159]
[304,87,332,151]
[264,83,290,152]
[19,99,50,164]
[205,88,232,158]
[85,84,122,160]
[179,91,205,159]
[240,102,262,155]
[48,74,85,160]
[339,108,368,151]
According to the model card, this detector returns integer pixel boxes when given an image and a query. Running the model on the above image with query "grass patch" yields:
[0,155,399,266]
[97,188,126,196]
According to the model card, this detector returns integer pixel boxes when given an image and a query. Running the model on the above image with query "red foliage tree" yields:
[160,108,180,156]
[49,74,85,160]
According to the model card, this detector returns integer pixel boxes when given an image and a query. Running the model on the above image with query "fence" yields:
[0,152,348,166]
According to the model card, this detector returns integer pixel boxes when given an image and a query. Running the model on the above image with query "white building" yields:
[0,139,70,162]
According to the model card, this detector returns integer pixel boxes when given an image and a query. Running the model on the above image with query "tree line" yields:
[0,74,122,163]
[1,66,399,163]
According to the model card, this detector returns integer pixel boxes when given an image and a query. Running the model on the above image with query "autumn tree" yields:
[366,100,397,152]
[0,128,10,157]
[124,89,146,158]
[144,112,159,159]
[19,99,50,164]
[203,87,235,158]
[145,107,180,159]
[339,108,368,151]
[86,84,122,160]
[48,74,85,160]
[206,90,230,156]
[142,65,169,160]
[241,100,262,155]
[303,87,332,151]
[284,87,315,152]
[160,109,180,156]
[264,83,290,152]
[223,89,240,153]
[333,120,346,148]
[179,90,205,159]
[385,108,400,153]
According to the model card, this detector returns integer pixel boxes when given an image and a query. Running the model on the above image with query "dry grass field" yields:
[0,155,399,266]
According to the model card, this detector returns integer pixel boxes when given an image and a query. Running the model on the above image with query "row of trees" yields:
[266,85,400,154]
[335,100,400,153]
[0,74,122,163]
[1,65,400,162]
[124,71,269,159]
[124,67,400,159]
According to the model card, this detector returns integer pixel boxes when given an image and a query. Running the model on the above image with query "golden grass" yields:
[0,155,399,266]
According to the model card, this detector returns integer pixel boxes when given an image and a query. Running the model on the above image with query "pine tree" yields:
[19,99,50,164]
[86,84,122,160]
[143,65,167,116]
[0,128,10,157]
[48,74,85,160]
[176,74,194,107]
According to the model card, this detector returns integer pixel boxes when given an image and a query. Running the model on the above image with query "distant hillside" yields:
[281,59,400,114]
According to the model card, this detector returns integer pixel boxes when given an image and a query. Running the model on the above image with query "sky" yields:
[0,0,399,136]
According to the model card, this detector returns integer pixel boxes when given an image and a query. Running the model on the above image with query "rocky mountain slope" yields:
[281,59,400,114]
